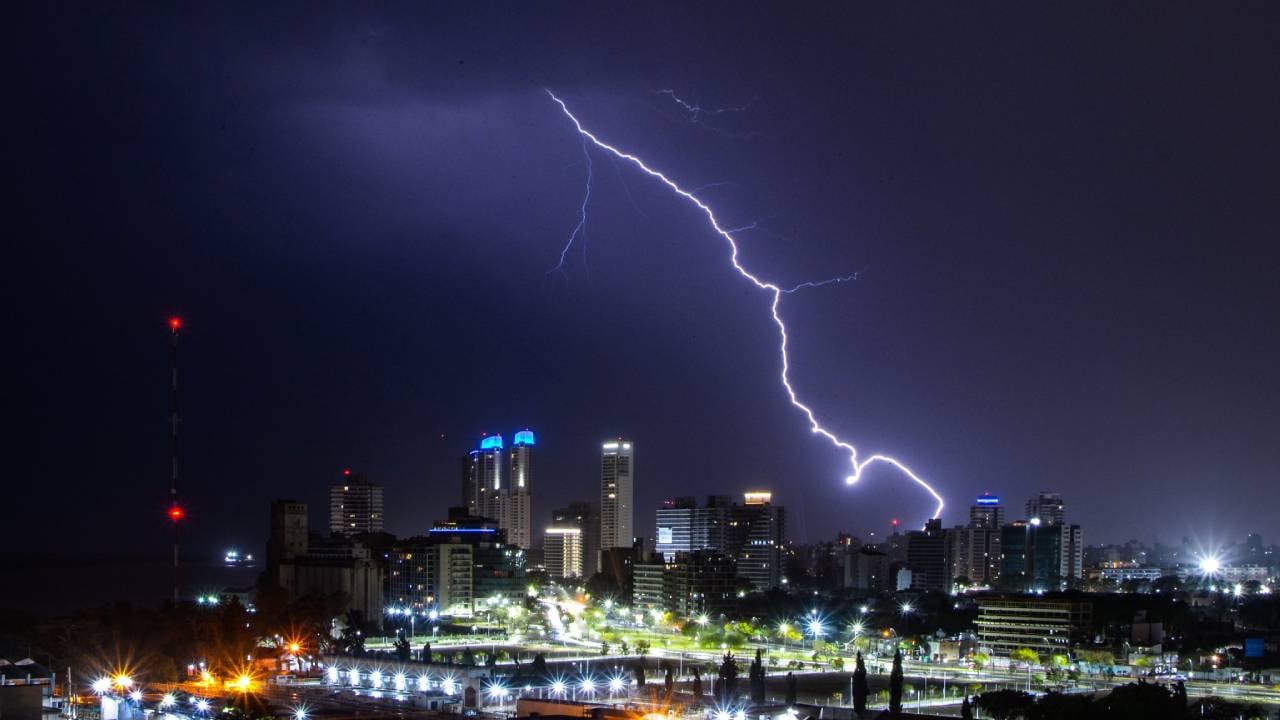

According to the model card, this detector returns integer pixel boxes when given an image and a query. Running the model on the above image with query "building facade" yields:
[328,472,384,535]
[544,526,584,579]
[975,597,1092,656]
[600,439,635,551]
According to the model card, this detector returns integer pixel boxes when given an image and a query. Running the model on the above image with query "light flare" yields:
[547,90,944,521]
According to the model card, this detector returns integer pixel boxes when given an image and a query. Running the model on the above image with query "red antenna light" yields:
[891,517,900,527]
[168,504,186,522]
[168,316,183,331]
[343,469,351,476]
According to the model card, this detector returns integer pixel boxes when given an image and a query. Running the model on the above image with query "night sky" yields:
[11,3,1279,569]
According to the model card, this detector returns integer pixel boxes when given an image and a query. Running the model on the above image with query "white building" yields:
[544,526,583,579]
[600,439,634,551]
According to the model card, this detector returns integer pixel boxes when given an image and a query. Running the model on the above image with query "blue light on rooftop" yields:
[513,430,536,446]
[976,495,1000,505]
[429,527,497,534]
[479,435,503,450]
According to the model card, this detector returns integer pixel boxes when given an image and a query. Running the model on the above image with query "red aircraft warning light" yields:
[169,316,183,331]
[168,504,186,522]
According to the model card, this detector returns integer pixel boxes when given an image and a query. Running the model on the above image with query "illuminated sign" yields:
[513,430,536,446]
[480,435,503,450]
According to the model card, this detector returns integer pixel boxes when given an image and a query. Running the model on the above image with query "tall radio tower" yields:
[166,316,185,604]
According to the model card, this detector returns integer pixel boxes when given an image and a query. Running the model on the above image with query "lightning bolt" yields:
[658,89,754,122]
[547,90,945,522]
[550,132,594,274]
[781,272,861,294]
[657,89,760,138]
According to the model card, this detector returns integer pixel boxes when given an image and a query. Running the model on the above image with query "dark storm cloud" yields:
[9,1,1279,586]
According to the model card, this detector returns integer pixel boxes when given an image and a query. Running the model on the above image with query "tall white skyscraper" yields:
[600,438,634,551]
[506,430,535,549]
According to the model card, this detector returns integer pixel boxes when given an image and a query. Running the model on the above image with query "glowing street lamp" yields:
[160,694,176,708]
[550,679,567,697]
[608,675,625,694]
[91,678,111,695]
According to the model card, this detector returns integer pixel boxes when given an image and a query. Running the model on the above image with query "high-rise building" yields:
[1025,492,1066,526]
[463,435,505,520]
[655,496,731,562]
[966,494,1004,585]
[544,526,584,579]
[906,518,949,592]
[728,492,785,591]
[328,471,384,535]
[600,438,635,551]
[506,430,535,549]
[552,501,600,575]
[1000,519,1084,591]
[971,493,1005,528]
[461,432,535,549]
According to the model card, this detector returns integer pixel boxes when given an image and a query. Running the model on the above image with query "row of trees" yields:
[967,681,1265,720]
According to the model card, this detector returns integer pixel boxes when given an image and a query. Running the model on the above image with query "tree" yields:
[750,648,766,703]
[1009,647,1041,667]
[852,652,868,714]
[692,667,704,699]
[961,695,972,720]
[636,639,651,657]
[1096,682,1186,720]
[620,639,630,655]
[971,652,990,671]
[601,640,610,655]
[1027,691,1091,720]
[531,652,548,678]
[664,663,674,694]
[717,652,739,704]
[394,633,411,662]
[635,662,646,687]
[463,647,476,666]
[421,642,432,663]
[784,671,796,706]
[974,689,1034,720]
[889,650,904,715]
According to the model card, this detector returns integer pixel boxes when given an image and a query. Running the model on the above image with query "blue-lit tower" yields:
[507,429,535,548]
[463,434,504,519]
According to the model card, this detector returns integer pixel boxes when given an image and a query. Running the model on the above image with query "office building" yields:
[552,501,600,576]
[728,492,785,591]
[1000,520,1084,591]
[655,495,730,562]
[600,438,635,551]
[844,546,890,591]
[427,509,526,616]
[269,503,385,618]
[544,526,584,579]
[966,494,1004,585]
[388,537,434,611]
[328,471,384,535]
[906,518,949,592]
[1025,492,1066,526]
[975,597,1092,656]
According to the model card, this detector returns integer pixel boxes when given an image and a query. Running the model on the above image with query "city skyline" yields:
[9,3,1278,575]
